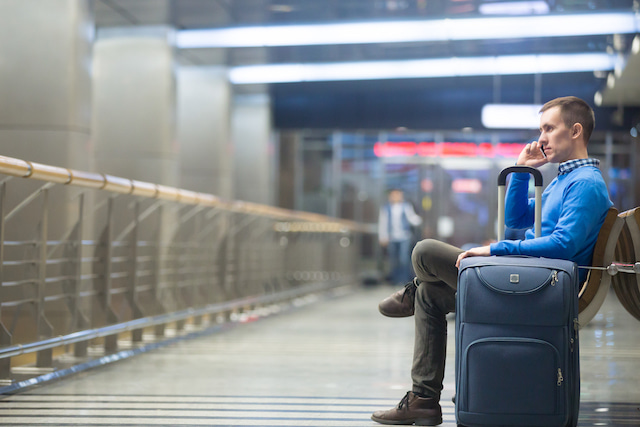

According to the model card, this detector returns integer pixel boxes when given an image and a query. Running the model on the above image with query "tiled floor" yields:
[0,284,638,426]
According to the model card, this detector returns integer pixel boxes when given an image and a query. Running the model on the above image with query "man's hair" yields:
[540,96,595,143]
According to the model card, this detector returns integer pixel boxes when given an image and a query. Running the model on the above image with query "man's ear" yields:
[571,123,583,140]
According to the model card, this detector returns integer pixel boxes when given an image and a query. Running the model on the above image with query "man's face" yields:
[538,106,577,164]
[389,190,404,204]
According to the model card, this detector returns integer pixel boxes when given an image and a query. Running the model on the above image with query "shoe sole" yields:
[416,418,443,426]
[370,415,442,426]
[378,306,414,318]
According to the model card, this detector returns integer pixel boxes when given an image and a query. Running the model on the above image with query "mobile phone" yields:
[540,146,547,158]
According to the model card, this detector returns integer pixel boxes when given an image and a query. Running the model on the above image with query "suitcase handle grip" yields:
[497,165,543,187]
[497,165,543,240]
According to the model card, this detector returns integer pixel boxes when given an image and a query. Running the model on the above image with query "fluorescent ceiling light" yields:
[177,12,639,48]
[229,53,616,84]
[482,104,543,129]
[479,1,549,15]
[594,91,603,106]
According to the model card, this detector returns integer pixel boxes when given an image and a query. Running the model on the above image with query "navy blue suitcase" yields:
[455,166,580,427]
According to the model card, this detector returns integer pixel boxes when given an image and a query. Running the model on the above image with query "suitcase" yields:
[455,166,580,427]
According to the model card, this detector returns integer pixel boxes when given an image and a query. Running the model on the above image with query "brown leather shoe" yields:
[378,278,418,318]
[371,391,442,425]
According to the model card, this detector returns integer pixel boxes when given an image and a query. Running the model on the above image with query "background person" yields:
[378,189,423,286]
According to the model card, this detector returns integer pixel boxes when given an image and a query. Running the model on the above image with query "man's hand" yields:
[380,239,389,248]
[516,140,548,168]
[456,245,491,268]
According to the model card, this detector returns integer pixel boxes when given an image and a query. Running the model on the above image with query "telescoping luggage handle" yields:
[497,166,543,241]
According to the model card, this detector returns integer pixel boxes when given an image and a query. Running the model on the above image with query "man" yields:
[378,189,423,286]
[372,96,612,426]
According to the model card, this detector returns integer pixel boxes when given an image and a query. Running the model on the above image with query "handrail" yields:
[0,154,364,230]
[0,153,370,388]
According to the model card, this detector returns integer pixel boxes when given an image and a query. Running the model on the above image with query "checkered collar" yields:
[557,158,600,176]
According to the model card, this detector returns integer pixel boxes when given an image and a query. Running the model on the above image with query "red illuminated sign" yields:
[452,179,483,194]
[373,141,526,158]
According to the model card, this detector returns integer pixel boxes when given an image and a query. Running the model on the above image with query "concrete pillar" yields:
[92,28,178,186]
[232,94,275,204]
[0,0,94,356]
[0,0,93,169]
[177,67,232,198]
[277,131,299,210]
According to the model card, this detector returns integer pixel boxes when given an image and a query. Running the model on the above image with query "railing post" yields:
[253,218,272,299]
[214,211,232,320]
[258,218,272,296]
[226,213,261,302]
[35,189,54,369]
[273,224,285,293]
[235,215,247,302]
[172,205,188,333]
[214,213,227,308]
[176,205,202,327]
[128,201,144,343]
[198,208,225,321]
[191,208,204,326]
[0,183,13,384]
[152,205,166,338]
[102,197,118,354]
[71,194,90,358]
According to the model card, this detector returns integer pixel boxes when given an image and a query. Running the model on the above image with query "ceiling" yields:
[93,0,640,132]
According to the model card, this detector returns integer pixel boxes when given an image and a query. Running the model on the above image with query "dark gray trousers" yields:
[410,239,463,400]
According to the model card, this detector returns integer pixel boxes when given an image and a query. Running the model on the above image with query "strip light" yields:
[479,1,549,15]
[229,53,617,84]
[177,12,639,48]
[482,104,543,129]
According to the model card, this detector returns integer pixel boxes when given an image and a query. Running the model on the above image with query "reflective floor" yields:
[0,284,639,426]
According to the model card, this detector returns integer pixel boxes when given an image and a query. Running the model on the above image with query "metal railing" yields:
[0,155,368,385]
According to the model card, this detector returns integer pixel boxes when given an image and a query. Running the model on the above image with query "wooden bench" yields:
[611,207,640,322]
[578,207,624,327]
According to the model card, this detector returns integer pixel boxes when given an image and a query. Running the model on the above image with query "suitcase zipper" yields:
[462,260,574,278]
[571,318,579,352]
[557,368,564,386]
[475,267,557,294]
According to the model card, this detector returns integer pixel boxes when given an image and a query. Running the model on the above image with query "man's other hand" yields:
[456,245,491,268]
